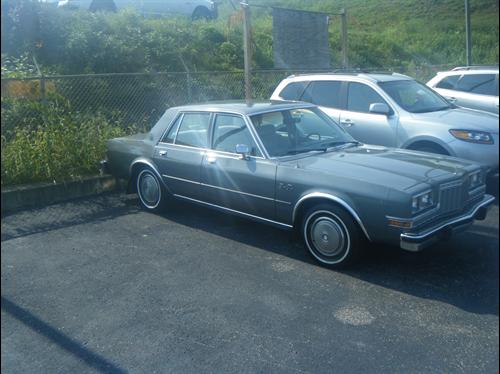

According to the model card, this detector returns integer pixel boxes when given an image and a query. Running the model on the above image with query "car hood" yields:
[408,107,499,134]
[285,145,478,191]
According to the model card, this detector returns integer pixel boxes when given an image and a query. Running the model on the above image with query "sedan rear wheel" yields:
[136,168,166,212]
[301,204,364,268]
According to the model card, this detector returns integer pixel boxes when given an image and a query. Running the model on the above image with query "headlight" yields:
[449,129,494,144]
[468,170,484,189]
[411,190,435,214]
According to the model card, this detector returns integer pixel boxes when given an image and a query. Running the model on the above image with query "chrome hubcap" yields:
[310,217,345,257]
[139,173,160,207]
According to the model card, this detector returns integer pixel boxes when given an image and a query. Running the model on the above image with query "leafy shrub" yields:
[1,103,137,186]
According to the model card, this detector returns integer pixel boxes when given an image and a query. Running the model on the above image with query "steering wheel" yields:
[306,132,322,142]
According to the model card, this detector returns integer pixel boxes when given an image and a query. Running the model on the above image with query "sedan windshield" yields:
[379,80,452,113]
[250,107,356,157]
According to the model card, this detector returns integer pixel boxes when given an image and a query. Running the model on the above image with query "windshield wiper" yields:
[321,140,362,148]
[412,106,451,113]
[281,147,328,156]
[280,141,361,156]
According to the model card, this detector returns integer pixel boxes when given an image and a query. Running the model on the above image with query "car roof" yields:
[170,100,316,115]
[437,66,499,75]
[283,72,413,83]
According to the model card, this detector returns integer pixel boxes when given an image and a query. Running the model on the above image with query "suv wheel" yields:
[301,204,364,268]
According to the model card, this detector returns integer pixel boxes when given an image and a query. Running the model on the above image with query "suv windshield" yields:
[379,80,452,113]
[250,107,356,157]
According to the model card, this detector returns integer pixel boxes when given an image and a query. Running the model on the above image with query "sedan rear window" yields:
[175,113,211,148]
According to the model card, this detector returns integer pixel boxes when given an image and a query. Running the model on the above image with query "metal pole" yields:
[340,8,348,70]
[242,1,252,103]
[465,0,472,66]
[32,54,46,104]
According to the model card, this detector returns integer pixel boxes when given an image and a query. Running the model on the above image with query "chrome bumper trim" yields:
[400,194,495,251]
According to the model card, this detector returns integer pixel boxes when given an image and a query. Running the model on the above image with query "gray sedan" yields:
[104,102,494,267]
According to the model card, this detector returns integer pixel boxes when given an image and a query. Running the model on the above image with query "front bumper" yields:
[400,194,495,252]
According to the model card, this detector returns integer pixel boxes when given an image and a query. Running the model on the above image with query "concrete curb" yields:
[1,175,127,214]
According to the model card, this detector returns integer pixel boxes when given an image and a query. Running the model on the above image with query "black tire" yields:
[89,0,116,12]
[192,6,212,20]
[136,167,167,213]
[410,144,449,155]
[301,203,364,268]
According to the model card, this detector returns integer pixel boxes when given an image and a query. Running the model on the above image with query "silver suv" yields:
[427,66,499,114]
[271,72,499,176]
[57,0,218,19]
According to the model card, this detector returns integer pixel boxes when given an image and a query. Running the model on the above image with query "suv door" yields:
[200,113,277,220]
[339,82,398,147]
[154,112,211,200]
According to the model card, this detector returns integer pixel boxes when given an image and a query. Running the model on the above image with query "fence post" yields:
[40,75,46,104]
[186,71,193,103]
[32,55,47,105]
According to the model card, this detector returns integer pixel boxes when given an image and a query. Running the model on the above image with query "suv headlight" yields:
[449,129,494,144]
[412,190,435,214]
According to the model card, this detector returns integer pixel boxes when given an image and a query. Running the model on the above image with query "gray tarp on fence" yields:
[273,8,331,70]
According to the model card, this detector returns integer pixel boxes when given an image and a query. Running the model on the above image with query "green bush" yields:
[1,106,136,186]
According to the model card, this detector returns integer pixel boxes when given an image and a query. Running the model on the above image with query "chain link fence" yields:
[1,64,455,186]
[1,65,454,131]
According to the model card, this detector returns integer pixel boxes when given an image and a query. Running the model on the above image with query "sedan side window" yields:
[212,115,262,157]
[302,81,342,109]
[456,74,498,96]
[175,113,211,148]
[161,115,182,144]
[347,82,388,113]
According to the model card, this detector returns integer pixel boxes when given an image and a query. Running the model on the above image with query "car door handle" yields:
[206,153,217,164]
[340,119,355,127]
[158,150,168,156]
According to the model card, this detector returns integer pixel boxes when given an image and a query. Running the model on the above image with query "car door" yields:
[454,74,499,113]
[300,80,343,124]
[339,82,398,147]
[154,112,211,200]
[200,113,277,220]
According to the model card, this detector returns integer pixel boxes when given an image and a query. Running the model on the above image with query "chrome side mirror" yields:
[369,103,391,116]
[235,144,250,160]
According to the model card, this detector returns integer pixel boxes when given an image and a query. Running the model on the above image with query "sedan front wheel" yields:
[301,204,364,268]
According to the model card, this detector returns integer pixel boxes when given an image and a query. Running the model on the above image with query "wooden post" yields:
[340,8,348,70]
[242,1,252,103]
[465,0,472,66]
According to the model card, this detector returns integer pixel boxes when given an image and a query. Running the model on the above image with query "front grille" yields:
[439,180,465,215]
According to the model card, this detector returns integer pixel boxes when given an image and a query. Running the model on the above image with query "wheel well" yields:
[406,141,449,155]
[127,163,145,194]
[293,197,369,240]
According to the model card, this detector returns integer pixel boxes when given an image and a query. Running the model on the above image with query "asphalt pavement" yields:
[1,190,499,373]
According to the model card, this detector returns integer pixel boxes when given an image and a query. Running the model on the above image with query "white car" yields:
[427,66,499,115]
[57,0,218,19]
